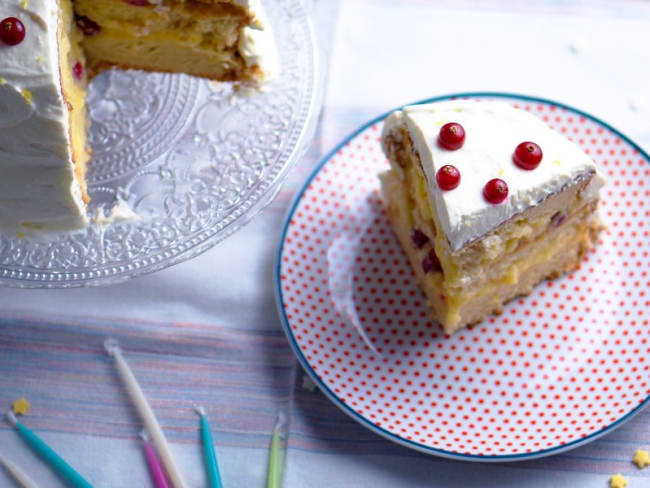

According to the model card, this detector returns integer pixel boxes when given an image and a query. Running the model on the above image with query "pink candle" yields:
[141,432,171,488]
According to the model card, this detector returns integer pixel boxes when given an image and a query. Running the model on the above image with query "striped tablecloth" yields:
[2,1,650,486]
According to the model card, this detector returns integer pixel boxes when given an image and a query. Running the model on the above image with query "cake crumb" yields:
[12,397,30,416]
[301,375,317,392]
[633,448,650,468]
[93,199,139,227]
[568,37,585,54]
[609,474,628,488]
[20,89,33,104]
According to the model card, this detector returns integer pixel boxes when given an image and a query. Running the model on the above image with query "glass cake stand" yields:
[0,0,323,288]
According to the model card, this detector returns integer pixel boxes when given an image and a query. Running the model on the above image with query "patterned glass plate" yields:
[0,0,321,288]
[276,93,650,461]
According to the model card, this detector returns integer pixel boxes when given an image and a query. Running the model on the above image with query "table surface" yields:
[2,1,650,487]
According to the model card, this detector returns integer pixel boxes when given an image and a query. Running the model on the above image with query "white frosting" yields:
[0,0,87,236]
[382,100,605,252]
[238,25,279,81]
[237,0,279,81]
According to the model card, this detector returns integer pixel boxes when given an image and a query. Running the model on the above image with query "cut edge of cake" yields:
[74,0,279,84]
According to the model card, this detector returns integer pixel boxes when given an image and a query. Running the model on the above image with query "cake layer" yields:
[0,0,88,235]
[75,0,277,83]
[381,100,605,253]
[380,169,598,333]
[383,124,601,292]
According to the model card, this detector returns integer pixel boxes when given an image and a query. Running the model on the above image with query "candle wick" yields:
[104,338,121,357]
[6,411,17,427]
[193,405,206,417]
[275,412,286,431]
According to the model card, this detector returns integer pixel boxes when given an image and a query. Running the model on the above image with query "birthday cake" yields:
[380,99,605,334]
[0,0,277,236]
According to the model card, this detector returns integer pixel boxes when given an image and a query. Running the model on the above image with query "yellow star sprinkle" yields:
[12,397,30,416]
[16,231,25,239]
[434,120,446,127]
[633,448,650,468]
[498,168,505,176]
[610,474,628,488]
[21,0,29,8]
[0,77,5,84]
[552,159,561,165]
[20,89,33,104]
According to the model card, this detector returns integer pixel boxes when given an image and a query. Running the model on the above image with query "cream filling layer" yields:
[381,168,596,332]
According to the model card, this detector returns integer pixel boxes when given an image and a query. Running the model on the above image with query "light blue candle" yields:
[195,407,223,488]
[6,412,93,488]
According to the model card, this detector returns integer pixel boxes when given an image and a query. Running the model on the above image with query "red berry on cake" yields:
[436,164,461,190]
[513,141,543,170]
[0,17,25,46]
[73,62,83,81]
[483,178,509,204]
[438,122,465,150]
[422,249,441,273]
[410,229,429,248]
[75,15,101,36]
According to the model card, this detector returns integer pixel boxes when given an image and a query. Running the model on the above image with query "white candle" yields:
[0,454,40,488]
[105,340,187,488]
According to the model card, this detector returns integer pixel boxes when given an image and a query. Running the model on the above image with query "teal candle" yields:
[7,412,93,488]
[195,407,223,488]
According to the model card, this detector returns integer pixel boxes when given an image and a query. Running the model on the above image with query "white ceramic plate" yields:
[276,93,650,461]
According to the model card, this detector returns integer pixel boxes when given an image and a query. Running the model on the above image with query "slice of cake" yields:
[0,0,277,236]
[380,100,605,334]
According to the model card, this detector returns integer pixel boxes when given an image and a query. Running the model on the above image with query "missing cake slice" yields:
[380,99,605,334]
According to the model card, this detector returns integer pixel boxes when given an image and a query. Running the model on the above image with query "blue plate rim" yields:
[273,91,650,462]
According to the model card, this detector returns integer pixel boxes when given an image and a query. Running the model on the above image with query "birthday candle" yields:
[104,339,187,488]
[5,412,92,488]
[265,415,285,488]
[140,432,171,488]
[194,407,223,488]
[0,453,40,488]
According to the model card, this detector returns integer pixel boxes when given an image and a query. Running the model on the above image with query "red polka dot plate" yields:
[275,93,650,461]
